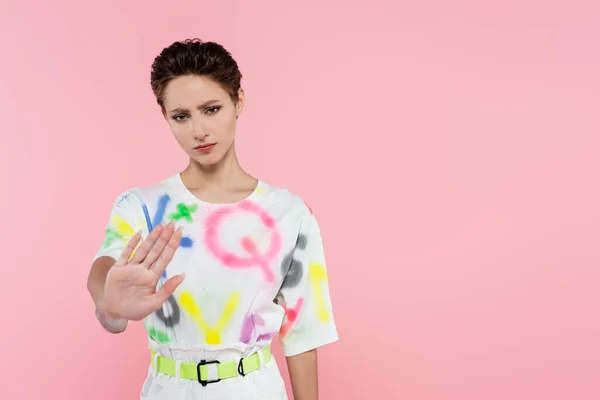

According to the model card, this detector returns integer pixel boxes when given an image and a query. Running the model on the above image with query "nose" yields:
[192,118,208,141]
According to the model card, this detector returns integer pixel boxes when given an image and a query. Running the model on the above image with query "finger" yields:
[151,227,183,275]
[142,221,176,268]
[115,232,142,265]
[151,273,185,312]
[130,224,165,265]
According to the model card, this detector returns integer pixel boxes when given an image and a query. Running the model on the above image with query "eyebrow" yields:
[168,99,221,115]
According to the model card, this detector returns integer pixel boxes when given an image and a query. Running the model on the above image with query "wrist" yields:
[95,308,128,333]
[95,298,125,321]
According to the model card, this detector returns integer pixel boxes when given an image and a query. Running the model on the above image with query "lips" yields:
[194,143,216,153]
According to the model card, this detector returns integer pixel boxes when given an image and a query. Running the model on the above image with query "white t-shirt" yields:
[94,174,339,357]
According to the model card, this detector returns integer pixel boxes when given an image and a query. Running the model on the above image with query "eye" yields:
[205,106,221,115]
[172,115,189,122]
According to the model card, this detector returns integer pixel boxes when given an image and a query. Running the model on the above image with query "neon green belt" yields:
[150,345,271,386]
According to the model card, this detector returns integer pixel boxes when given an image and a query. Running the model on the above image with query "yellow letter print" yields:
[111,214,143,258]
[309,262,330,322]
[179,291,240,345]
[112,214,136,237]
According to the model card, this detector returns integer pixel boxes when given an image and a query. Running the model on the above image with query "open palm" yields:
[102,221,185,321]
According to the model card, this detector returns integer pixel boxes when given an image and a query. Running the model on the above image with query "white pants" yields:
[140,341,288,400]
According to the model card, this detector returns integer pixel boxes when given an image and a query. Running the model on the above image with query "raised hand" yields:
[100,221,185,321]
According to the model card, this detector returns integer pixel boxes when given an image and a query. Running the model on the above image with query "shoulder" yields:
[260,181,314,218]
[110,174,179,210]
[110,188,143,209]
[134,174,179,202]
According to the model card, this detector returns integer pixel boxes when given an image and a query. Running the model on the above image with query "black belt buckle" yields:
[237,357,246,377]
[197,359,221,386]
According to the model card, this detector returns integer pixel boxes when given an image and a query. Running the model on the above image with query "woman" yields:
[86,39,339,399]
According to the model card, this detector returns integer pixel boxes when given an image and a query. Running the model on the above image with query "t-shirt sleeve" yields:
[93,189,146,262]
[276,207,339,357]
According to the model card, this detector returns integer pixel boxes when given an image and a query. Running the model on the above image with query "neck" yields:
[181,145,252,189]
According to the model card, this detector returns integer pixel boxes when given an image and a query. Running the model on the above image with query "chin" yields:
[190,152,225,167]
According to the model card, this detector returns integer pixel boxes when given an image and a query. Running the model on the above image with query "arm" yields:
[278,207,339,399]
[287,349,319,400]
[87,256,128,333]
[87,189,142,333]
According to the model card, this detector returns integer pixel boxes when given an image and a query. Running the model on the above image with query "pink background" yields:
[1,1,599,399]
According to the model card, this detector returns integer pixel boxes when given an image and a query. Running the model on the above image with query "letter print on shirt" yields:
[239,290,280,344]
[309,262,330,322]
[280,234,307,288]
[145,322,170,344]
[148,194,195,251]
[240,312,265,344]
[204,200,282,283]
[274,292,304,338]
[101,212,146,257]
[168,202,198,222]
[179,291,240,345]
[142,194,196,329]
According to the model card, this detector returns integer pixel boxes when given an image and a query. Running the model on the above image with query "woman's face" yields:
[162,74,244,167]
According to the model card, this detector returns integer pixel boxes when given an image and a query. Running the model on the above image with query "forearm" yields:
[286,349,319,400]
[87,256,128,333]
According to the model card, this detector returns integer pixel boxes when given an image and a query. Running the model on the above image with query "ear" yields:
[235,88,245,118]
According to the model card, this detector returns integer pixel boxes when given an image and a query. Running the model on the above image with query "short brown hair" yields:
[150,39,243,109]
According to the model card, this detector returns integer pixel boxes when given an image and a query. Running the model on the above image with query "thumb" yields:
[152,273,185,310]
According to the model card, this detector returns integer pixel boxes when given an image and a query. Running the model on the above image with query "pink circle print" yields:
[204,200,282,283]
